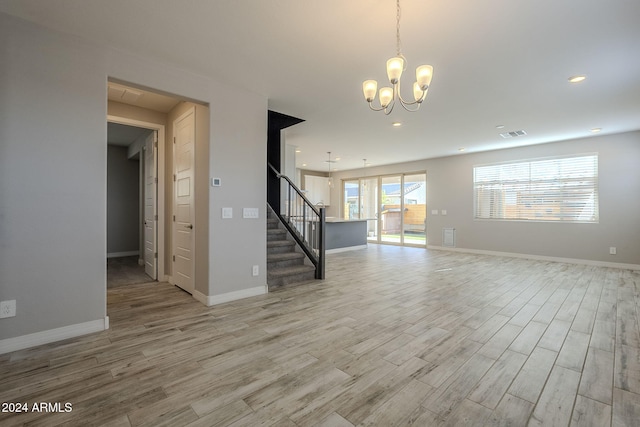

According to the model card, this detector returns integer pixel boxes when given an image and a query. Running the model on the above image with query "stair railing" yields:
[268,163,325,279]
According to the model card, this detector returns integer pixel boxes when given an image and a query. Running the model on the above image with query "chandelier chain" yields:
[396,0,402,56]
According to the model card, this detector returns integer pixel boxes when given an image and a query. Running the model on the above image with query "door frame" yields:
[107,115,166,281]
[341,171,427,247]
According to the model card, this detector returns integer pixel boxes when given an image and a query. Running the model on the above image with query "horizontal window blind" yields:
[474,154,598,222]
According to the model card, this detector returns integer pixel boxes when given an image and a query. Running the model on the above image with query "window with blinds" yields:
[473,154,598,222]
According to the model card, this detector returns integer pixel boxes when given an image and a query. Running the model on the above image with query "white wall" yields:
[0,14,108,341]
[0,13,267,347]
[328,131,640,267]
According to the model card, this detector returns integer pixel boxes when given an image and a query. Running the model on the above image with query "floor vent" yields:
[500,130,527,138]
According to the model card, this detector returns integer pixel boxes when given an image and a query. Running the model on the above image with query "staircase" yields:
[267,207,316,288]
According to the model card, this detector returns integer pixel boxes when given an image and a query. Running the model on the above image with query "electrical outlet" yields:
[0,300,16,318]
[252,265,259,276]
[609,247,617,255]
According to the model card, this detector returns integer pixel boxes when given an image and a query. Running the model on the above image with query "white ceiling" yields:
[2,0,639,171]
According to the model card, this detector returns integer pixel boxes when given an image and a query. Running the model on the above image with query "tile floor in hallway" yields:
[1,245,639,426]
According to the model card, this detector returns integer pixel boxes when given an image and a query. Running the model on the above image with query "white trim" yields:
[327,244,368,254]
[427,245,640,270]
[107,251,139,258]
[192,285,268,307]
[0,317,109,355]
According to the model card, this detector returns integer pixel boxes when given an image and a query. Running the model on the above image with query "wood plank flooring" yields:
[1,245,639,426]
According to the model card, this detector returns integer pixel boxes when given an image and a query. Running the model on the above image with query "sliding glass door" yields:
[343,180,360,219]
[361,178,378,242]
[402,173,427,245]
[342,172,426,247]
[380,175,402,243]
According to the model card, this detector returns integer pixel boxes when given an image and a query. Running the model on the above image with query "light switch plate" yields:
[222,207,233,219]
[243,208,259,219]
[441,210,448,216]
[431,210,438,215]
[0,300,16,318]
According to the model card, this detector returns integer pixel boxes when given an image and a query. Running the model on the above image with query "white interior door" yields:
[143,130,158,279]
[173,108,195,294]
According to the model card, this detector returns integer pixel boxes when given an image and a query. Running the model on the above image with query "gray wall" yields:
[0,12,267,343]
[328,131,640,266]
[106,145,140,255]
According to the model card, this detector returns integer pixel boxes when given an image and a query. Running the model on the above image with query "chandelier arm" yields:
[368,96,396,113]
[397,91,425,107]
[398,100,422,112]
[395,80,426,107]
[368,102,387,112]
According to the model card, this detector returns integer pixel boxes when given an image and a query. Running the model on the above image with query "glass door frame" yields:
[341,170,427,247]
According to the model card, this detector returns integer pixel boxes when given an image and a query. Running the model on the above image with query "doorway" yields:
[343,172,427,247]
[106,120,164,286]
[107,80,210,305]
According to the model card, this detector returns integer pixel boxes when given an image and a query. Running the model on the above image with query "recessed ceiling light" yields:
[458,148,466,152]
[568,75,586,83]
[302,163,307,167]
[392,122,402,127]
[590,128,602,133]
[495,125,505,129]
[295,149,301,153]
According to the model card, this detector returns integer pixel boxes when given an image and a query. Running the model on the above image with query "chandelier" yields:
[362,0,433,115]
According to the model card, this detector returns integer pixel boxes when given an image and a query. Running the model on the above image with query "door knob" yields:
[186,224,193,229]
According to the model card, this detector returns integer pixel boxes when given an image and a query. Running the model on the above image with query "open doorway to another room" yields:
[106,80,211,302]
[107,122,157,287]
[343,172,427,247]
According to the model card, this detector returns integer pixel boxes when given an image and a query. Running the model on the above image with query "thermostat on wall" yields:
[211,177,221,187]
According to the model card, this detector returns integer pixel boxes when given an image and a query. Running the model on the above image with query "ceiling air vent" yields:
[500,130,527,138]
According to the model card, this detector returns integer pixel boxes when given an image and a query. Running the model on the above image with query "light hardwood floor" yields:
[1,245,639,426]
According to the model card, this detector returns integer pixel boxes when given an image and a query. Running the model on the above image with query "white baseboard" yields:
[427,245,640,270]
[0,317,109,355]
[193,285,268,307]
[107,251,139,258]
[327,244,368,254]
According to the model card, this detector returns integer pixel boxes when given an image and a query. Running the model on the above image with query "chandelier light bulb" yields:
[379,87,394,108]
[416,65,433,90]
[363,80,378,102]
[386,57,404,84]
